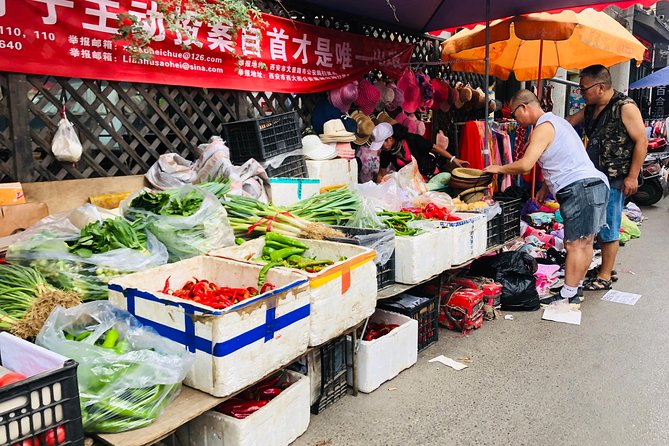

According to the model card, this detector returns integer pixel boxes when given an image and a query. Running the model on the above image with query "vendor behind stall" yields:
[372,123,468,182]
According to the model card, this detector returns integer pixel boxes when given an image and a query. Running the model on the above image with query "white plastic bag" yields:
[51,117,83,162]
[37,301,194,433]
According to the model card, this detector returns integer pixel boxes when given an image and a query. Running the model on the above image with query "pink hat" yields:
[431,79,451,113]
[374,81,395,111]
[386,82,404,111]
[397,70,420,114]
[405,113,426,136]
[328,81,359,113]
[354,79,381,116]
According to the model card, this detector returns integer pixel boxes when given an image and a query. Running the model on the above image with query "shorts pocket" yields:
[584,182,607,206]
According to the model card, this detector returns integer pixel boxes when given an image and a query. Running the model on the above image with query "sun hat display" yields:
[386,82,405,111]
[415,72,434,113]
[311,99,344,134]
[374,81,396,110]
[351,110,375,145]
[460,83,473,103]
[405,113,426,136]
[320,119,356,143]
[369,122,393,151]
[397,69,421,114]
[328,81,359,113]
[449,167,494,190]
[373,111,398,126]
[473,87,486,108]
[333,142,356,159]
[341,115,358,133]
[302,134,337,161]
[355,79,381,115]
[431,79,451,113]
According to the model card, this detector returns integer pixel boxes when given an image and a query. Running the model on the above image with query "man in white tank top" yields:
[484,90,609,308]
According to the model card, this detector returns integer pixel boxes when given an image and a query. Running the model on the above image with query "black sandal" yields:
[582,277,612,291]
[586,267,618,282]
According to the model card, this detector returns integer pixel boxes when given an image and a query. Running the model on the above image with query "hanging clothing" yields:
[458,121,485,170]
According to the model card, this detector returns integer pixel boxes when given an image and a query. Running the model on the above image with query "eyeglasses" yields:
[575,82,604,94]
[510,103,526,120]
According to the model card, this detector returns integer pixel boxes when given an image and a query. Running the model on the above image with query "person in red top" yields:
[372,123,468,182]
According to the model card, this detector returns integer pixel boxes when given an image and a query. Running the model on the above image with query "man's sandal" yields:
[586,267,618,282]
[582,277,612,291]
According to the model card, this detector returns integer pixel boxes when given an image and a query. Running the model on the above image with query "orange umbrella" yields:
[441,9,645,81]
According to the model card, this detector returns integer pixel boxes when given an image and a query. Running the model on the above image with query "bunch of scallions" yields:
[0,264,80,338]
[222,188,360,239]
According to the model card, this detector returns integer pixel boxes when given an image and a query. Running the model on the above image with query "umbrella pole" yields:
[531,39,545,200]
[484,0,490,169]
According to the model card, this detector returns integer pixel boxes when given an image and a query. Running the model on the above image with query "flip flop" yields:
[582,277,612,291]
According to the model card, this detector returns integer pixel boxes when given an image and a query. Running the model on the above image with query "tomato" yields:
[0,372,27,386]
[43,426,66,446]
[12,437,41,446]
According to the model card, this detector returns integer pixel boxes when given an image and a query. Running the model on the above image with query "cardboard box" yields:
[0,202,49,237]
[0,182,25,205]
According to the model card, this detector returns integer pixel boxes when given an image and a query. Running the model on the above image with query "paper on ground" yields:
[542,306,581,325]
[429,355,468,370]
[601,290,641,305]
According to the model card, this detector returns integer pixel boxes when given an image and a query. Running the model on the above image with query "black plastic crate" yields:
[265,155,308,178]
[377,293,439,351]
[486,213,503,248]
[498,197,522,242]
[325,226,396,289]
[0,360,84,446]
[311,335,349,414]
[222,111,302,165]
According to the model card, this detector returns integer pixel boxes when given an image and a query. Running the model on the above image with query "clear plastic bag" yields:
[413,191,456,211]
[6,205,168,300]
[122,185,235,262]
[51,117,83,163]
[37,301,194,433]
[345,195,386,229]
[353,229,395,265]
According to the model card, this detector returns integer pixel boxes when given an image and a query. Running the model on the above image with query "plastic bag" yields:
[413,191,455,211]
[6,205,168,300]
[469,252,540,311]
[353,229,395,265]
[345,195,386,229]
[396,161,429,206]
[37,301,194,433]
[51,117,83,162]
[122,185,235,262]
[353,181,405,212]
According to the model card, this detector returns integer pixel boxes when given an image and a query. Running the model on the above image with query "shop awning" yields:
[630,65,669,88]
[286,0,657,33]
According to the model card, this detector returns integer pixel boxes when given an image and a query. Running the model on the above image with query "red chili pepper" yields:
[260,283,275,294]
[259,387,283,399]
[161,276,171,294]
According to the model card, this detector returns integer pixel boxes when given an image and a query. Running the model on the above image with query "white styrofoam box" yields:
[177,370,309,446]
[435,212,487,265]
[393,228,453,284]
[209,238,377,346]
[347,310,417,393]
[306,159,358,188]
[108,256,310,397]
[269,178,321,206]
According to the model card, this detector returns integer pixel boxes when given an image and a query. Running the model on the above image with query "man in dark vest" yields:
[566,65,647,291]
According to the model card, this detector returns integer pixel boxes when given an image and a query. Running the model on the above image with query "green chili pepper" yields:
[258,261,279,287]
[101,328,120,349]
[269,247,305,263]
[113,339,131,355]
[75,331,92,342]
[235,237,246,245]
[265,232,309,250]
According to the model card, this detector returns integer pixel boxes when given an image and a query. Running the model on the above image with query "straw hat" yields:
[460,83,473,103]
[351,110,375,145]
[328,81,358,113]
[450,167,493,190]
[354,79,381,116]
[375,81,395,110]
[373,111,397,126]
[453,82,465,109]
[319,119,356,143]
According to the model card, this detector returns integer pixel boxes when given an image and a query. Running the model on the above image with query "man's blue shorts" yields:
[598,187,625,243]
[556,178,609,242]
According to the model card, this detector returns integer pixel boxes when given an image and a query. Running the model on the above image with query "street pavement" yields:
[294,200,669,446]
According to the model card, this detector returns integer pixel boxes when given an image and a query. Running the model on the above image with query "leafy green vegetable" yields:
[66,218,148,258]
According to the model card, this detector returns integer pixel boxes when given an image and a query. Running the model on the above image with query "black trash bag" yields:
[469,252,540,311]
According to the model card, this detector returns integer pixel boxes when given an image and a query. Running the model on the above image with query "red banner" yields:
[0,1,414,93]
